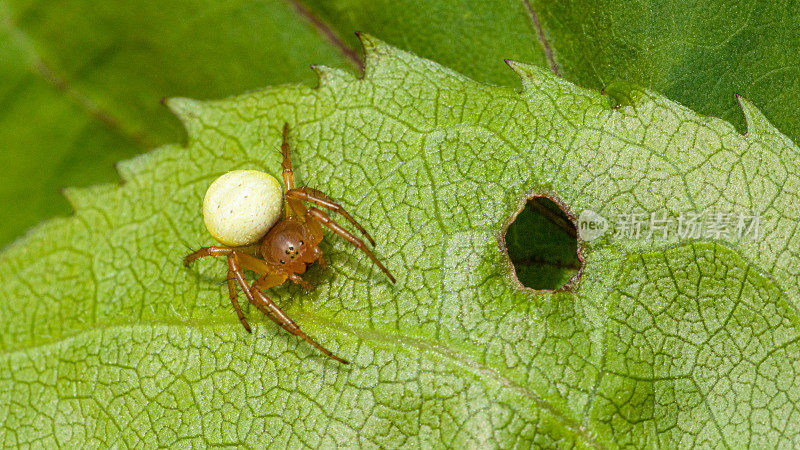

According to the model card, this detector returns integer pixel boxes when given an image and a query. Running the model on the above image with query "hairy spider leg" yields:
[306,207,396,283]
[281,123,374,249]
[227,254,253,332]
[185,246,230,265]
[230,252,347,363]
[248,284,349,364]
[183,246,256,333]
[288,273,315,291]
[316,253,328,269]
[281,123,295,207]
[184,247,274,332]
[285,198,393,282]
[184,244,260,266]
[185,246,344,362]
[287,187,376,246]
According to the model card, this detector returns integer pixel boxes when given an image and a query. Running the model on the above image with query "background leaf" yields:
[302,0,800,141]
[2,39,799,447]
[0,0,355,246]
[528,0,800,146]
[0,17,141,245]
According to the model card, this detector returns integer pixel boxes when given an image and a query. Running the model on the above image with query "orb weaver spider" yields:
[185,124,395,364]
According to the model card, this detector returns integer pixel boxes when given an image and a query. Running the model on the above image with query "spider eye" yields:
[299,240,304,246]
[280,259,285,264]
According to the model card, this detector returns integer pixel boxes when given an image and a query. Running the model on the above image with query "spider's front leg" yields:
[306,207,396,283]
[248,287,349,364]
[252,272,313,296]
[281,123,295,198]
[286,188,375,245]
[288,273,315,292]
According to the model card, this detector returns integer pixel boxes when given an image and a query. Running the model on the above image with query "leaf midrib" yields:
[520,0,560,75]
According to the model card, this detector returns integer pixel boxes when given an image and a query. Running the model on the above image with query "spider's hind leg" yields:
[281,123,295,195]
[184,244,261,266]
[184,247,260,333]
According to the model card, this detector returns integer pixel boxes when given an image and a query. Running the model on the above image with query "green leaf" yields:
[0,20,141,246]
[528,1,800,148]
[0,0,356,246]
[300,0,550,87]
[2,38,800,447]
[301,0,800,144]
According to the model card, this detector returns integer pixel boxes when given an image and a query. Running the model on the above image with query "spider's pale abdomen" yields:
[202,170,283,246]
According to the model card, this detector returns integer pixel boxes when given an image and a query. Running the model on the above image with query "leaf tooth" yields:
[505,59,602,102]
[60,187,81,210]
[737,94,777,138]
[503,58,533,74]
[356,32,393,78]
[355,31,382,55]
[504,59,559,91]
[115,158,137,183]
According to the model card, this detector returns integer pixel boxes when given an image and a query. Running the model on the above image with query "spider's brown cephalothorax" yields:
[184,124,395,364]
[262,219,313,269]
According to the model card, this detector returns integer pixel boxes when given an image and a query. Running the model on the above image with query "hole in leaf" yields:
[505,196,581,290]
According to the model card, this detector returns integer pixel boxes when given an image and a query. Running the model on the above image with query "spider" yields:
[185,124,395,364]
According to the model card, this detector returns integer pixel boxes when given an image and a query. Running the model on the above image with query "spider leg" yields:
[226,254,264,329]
[237,254,314,291]
[187,243,347,363]
[233,252,273,275]
[252,272,288,292]
[288,273,314,292]
[287,188,376,246]
[226,256,252,333]
[315,251,328,269]
[286,195,310,220]
[281,123,295,197]
[184,247,257,332]
[184,244,260,266]
[248,287,349,364]
[184,246,233,266]
[306,207,396,283]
